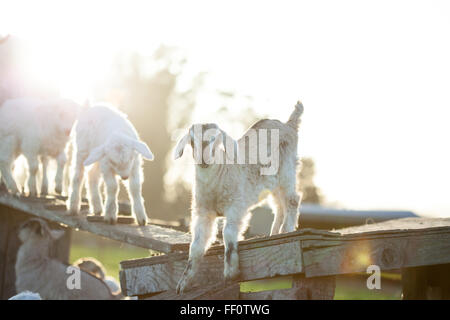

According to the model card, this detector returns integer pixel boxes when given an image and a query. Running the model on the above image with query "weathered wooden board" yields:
[401,264,450,300]
[335,217,450,236]
[0,191,191,253]
[302,230,450,277]
[120,241,303,296]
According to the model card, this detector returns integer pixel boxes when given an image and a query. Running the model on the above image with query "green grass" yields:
[69,230,150,282]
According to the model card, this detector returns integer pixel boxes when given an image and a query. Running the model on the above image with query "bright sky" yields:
[2,0,450,217]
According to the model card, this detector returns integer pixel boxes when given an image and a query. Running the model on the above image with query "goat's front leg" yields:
[40,155,49,196]
[125,159,147,226]
[54,151,67,195]
[87,162,103,215]
[68,153,86,215]
[103,168,119,224]
[23,152,39,197]
[222,212,245,282]
[176,211,217,294]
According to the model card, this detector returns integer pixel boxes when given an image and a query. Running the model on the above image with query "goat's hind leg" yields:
[125,160,147,226]
[279,186,301,233]
[176,210,217,294]
[269,189,285,236]
[0,136,19,195]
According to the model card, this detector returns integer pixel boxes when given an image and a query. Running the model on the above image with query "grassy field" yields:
[69,230,402,300]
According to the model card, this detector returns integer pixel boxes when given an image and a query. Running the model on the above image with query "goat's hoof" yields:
[137,218,147,226]
[68,210,79,216]
[105,217,117,225]
[54,187,63,195]
[176,276,191,295]
[224,270,241,284]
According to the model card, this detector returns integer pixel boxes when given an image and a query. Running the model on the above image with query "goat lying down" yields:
[68,104,153,225]
[174,101,304,293]
[15,218,119,300]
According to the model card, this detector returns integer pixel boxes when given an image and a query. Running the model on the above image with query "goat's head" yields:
[18,218,65,244]
[83,132,153,180]
[173,123,238,168]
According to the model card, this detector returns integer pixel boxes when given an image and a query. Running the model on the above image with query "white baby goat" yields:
[174,101,304,293]
[0,98,79,196]
[68,104,153,225]
[15,218,118,300]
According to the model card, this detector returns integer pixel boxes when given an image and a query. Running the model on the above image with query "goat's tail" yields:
[286,101,304,130]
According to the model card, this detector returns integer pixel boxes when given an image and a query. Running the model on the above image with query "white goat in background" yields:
[174,101,304,293]
[0,98,79,196]
[68,104,153,225]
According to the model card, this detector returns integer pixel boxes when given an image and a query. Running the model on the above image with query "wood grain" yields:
[121,241,303,296]
[0,191,191,253]
[303,230,450,277]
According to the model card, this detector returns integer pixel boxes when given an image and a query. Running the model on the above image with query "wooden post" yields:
[291,274,336,300]
[0,204,71,299]
[402,264,450,300]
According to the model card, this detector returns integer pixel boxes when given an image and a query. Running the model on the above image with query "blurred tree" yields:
[98,46,203,220]
[298,157,323,204]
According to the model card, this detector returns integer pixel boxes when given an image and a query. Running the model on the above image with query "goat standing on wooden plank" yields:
[173,101,304,293]
[0,98,79,196]
[68,104,153,225]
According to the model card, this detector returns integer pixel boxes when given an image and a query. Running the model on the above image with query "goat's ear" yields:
[84,145,105,166]
[20,219,49,237]
[133,140,154,161]
[173,133,191,160]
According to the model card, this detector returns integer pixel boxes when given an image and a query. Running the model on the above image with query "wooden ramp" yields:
[0,191,191,253]
[120,217,450,299]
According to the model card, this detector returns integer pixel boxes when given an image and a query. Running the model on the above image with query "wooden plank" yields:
[0,191,191,253]
[291,274,335,299]
[146,282,240,300]
[121,229,338,268]
[302,230,450,277]
[120,241,303,296]
[335,217,450,236]
[302,228,450,249]
[402,264,450,300]
[0,206,10,298]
